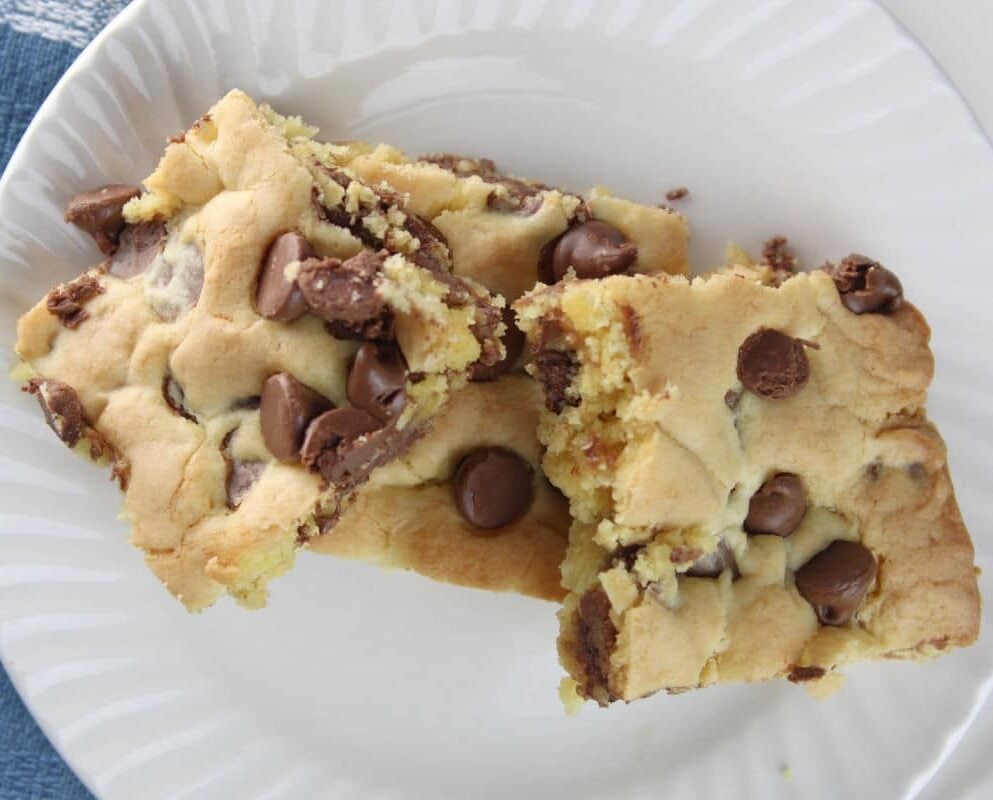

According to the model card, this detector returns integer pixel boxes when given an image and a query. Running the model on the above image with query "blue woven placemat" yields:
[1,5,130,798]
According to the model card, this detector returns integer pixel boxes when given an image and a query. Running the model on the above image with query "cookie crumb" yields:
[781,766,794,782]
[665,186,689,202]
[761,235,797,273]
[559,677,583,716]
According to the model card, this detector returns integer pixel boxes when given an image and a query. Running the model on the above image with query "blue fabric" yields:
[1,6,130,797]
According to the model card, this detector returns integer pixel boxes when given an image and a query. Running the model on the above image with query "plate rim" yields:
[0,6,154,797]
[0,1,991,798]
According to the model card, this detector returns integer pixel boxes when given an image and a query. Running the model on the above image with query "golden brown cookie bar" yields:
[515,258,980,705]
[309,142,690,598]
[13,90,506,611]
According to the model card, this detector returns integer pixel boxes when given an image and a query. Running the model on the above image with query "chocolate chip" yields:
[488,191,544,215]
[143,243,204,321]
[665,186,688,202]
[107,222,166,278]
[46,273,104,329]
[787,666,826,683]
[300,407,381,484]
[255,232,314,322]
[744,473,806,537]
[226,460,265,509]
[346,342,408,422]
[162,374,197,422]
[829,254,903,314]
[297,251,394,340]
[685,540,738,578]
[453,447,534,529]
[64,184,141,255]
[539,220,637,283]
[532,349,580,413]
[576,586,617,705]
[230,395,261,411]
[794,540,877,626]
[469,307,525,381]
[24,378,86,447]
[615,544,644,570]
[737,328,811,400]
[259,373,333,461]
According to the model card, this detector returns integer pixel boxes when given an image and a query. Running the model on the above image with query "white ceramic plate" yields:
[1,1,991,798]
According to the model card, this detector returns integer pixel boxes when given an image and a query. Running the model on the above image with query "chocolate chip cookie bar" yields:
[308,143,690,597]
[515,257,980,704]
[13,90,507,610]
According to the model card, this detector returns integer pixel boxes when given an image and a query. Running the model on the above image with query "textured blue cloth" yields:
[1,6,130,798]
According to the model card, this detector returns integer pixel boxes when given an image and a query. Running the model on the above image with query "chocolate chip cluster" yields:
[693,261,907,628]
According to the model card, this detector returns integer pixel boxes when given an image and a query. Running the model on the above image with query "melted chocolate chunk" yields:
[162,374,197,422]
[323,315,394,342]
[468,301,506,371]
[259,373,333,462]
[421,154,500,177]
[795,540,877,626]
[255,231,314,321]
[24,378,121,473]
[539,220,638,283]
[453,447,534,530]
[737,328,811,400]
[312,186,355,230]
[744,474,806,537]
[226,460,265,509]
[420,153,547,214]
[401,215,451,275]
[533,349,580,414]
[685,540,739,578]
[107,222,166,278]
[300,407,382,485]
[829,254,903,314]
[46,273,104,329]
[64,184,141,255]
[346,341,408,423]
[576,587,617,705]
[297,251,394,339]
[24,378,86,447]
[469,307,525,381]
[618,304,643,354]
